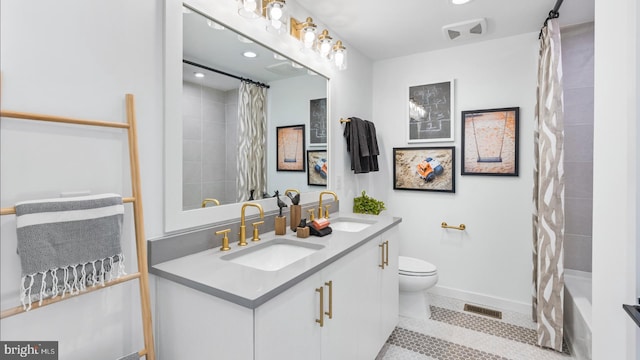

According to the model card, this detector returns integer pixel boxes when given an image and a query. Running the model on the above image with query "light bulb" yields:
[320,42,331,57]
[303,31,315,48]
[334,52,344,67]
[269,6,283,20]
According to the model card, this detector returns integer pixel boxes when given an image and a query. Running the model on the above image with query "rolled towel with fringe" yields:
[15,193,126,310]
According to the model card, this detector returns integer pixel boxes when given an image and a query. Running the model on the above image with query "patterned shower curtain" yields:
[532,18,565,352]
[236,81,267,202]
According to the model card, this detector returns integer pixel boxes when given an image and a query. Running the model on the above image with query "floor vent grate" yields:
[463,304,502,319]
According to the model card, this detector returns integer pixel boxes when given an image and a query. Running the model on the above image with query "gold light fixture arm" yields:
[290,16,316,40]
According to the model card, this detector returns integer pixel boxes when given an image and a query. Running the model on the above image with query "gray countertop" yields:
[151,212,402,309]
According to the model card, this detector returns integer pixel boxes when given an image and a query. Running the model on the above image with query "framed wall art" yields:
[309,98,327,146]
[407,80,455,143]
[276,125,305,171]
[393,147,456,192]
[307,150,327,186]
[461,107,519,176]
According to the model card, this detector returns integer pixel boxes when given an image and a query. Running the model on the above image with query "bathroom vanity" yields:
[151,213,401,359]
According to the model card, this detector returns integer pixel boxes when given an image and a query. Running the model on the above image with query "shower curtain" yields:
[237,81,267,202]
[532,18,565,352]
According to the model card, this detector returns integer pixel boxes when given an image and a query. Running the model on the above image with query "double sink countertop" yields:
[150,213,402,309]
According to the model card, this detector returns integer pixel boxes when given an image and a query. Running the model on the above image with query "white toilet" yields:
[398,256,438,318]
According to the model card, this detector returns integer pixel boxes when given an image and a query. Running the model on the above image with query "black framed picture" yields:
[276,125,305,171]
[408,80,455,143]
[461,107,519,176]
[393,147,456,192]
[307,150,327,186]
[309,98,327,146]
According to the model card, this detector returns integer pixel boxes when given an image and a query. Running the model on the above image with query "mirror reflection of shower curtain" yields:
[532,18,565,353]
[237,82,267,202]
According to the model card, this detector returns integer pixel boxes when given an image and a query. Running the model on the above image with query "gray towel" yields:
[117,352,139,360]
[15,193,125,310]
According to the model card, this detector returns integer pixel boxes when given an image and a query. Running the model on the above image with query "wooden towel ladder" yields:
[0,94,156,360]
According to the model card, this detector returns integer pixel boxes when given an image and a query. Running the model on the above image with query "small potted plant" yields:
[353,190,386,215]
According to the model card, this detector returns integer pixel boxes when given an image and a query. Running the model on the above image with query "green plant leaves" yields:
[353,190,386,215]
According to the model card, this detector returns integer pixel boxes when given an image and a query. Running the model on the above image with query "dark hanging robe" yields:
[343,117,379,173]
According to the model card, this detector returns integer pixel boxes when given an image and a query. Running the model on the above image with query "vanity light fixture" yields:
[243,51,258,58]
[207,19,225,30]
[238,0,262,19]
[263,0,287,34]
[332,40,348,70]
[316,29,333,58]
[290,17,317,50]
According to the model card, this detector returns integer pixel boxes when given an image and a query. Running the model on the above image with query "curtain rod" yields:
[183,59,270,89]
[538,0,564,39]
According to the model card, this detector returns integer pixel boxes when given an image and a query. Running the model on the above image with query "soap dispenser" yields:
[285,189,301,231]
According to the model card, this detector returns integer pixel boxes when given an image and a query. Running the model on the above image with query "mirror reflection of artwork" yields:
[307,150,327,186]
[277,125,305,171]
[408,81,454,142]
[309,98,327,146]
[461,107,519,176]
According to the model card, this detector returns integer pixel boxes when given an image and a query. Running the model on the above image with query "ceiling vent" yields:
[265,61,306,76]
[442,18,487,41]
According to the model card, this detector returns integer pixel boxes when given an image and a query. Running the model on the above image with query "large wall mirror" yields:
[164,1,329,231]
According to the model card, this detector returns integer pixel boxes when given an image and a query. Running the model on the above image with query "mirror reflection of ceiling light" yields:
[206,19,225,30]
[194,72,205,78]
[451,0,473,4]
[243,51,258,58]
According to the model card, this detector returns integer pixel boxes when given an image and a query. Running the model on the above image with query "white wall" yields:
[372,33,538,311]
[593,0,639,358]
[0,1,163,359]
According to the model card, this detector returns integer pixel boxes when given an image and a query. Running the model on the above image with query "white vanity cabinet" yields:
[153,222,401,360]
[254,226,399,360]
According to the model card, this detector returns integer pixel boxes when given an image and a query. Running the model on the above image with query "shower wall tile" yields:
[563,124,593,163]
[183,81,202,100]
[183,160,202,185]
[203,101,226,124]
[564,162,593,199]
[183,115,202,140]
[202,86,225,103]
[565,197,593,237]
[202,181,226,201]
[182,183,202,211]
[182,93,201,118]
[183,140,202,162]
[225,180,238,203]
[564,87,594,126]
[202,139,226,160]
[202,160,227,182]
[203,121,226,143]
[564,234,592,272]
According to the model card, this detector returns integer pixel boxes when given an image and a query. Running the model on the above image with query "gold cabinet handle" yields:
[324,281,333,319]
[379,243,385,269]
[384,240,389,267]
[315,286,324,327]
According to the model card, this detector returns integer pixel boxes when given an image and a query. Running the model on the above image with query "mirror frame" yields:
[164,0,334,232]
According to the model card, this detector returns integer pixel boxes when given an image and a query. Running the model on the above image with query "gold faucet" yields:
[201,198,220,207]
[318,191,338,219]
[239,203,264,246]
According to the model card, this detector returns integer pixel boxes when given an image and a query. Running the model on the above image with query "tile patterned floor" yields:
[376,293,575,360]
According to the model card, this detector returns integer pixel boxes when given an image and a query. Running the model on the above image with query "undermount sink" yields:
[330,218,375,232]
[221,238,324,271]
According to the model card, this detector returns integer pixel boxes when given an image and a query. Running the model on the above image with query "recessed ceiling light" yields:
[194,72,205,78]
[451,0,473,4]
[243,51,258,58]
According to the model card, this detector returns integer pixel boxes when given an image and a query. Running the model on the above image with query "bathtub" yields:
[564,270,592,360]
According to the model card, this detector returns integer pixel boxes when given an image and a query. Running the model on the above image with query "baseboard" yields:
[428,285,531,315]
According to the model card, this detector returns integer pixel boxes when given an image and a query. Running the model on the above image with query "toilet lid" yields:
[399,256,437,275]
